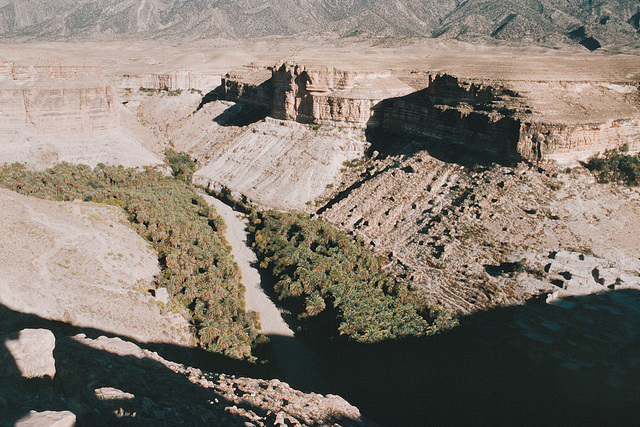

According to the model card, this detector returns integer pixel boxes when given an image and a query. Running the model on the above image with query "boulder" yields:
[94,387,135,401]
[154,287,169,304]
[15,410,76,427]
[3,329,56,379]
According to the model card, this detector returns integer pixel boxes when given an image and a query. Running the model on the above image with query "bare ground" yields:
[0,188,191,345]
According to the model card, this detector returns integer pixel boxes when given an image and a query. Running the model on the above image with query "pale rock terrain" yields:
[195,119,367,210]
[318,152,640,315]
[2,329,56,379]
[0,62,163,169]
[0,188,191,345]
[14,410,76,427]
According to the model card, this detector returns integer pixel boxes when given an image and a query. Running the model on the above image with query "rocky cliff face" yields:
[223,62,413,126]
[0,64,117,139]
[270,63,382,125]
[225,66,640,164]
[373,74,640,163]
[120,72,221,92]
[0,87,118,139]
[519,118,640,163]
[0,63,163,168]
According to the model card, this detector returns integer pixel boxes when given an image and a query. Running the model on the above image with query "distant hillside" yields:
[0,0,638,50]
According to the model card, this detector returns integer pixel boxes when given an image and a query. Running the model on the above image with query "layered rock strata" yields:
[0,62,162,168]
[373,74,640,163]
[222,62,414,126]
[223,63,640,163]
[0,63,117,140]
[120,72,221,92]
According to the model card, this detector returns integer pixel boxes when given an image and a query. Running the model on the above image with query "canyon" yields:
[1,38,640,425]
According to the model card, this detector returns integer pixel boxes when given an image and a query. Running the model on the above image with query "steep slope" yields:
[0,63,164,169]
[0,188,191,344]
[0,0,638,50]
[318,150,640,315]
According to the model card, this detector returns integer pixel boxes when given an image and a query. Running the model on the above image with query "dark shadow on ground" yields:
[213,103,269,127]
[195,86,271,127]
[308,289,640,426]
[365,86,523,169]
[195,86,224,111]
[0,304,350,426]
[365,125,518,170]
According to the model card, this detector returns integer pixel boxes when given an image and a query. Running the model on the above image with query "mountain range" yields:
[0,0,638,50]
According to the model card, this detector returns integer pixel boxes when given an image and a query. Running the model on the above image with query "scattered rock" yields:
[94,387,135,401]
[3,329,56,379]
[14,410,76,427]
[154,287,169,304]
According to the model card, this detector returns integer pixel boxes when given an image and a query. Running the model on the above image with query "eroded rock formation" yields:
[223,63,640,164]
[0,63,117,140]
[0,62,163,168]
[373,74,640,163]
[222,62,413,126]
[120,72,221,92]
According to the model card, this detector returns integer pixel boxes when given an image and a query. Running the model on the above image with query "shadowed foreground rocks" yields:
[0,306,370,427]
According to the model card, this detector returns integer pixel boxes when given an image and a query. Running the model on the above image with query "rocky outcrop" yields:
[0,63,163,168]
[0,63,117,139]
[119,72,221,92]
[3,329,56,379]
[0,87,118,140]
[224,65,640,164]
[519,118,640,163]
[319,150,640,314]
[222,62,413,126]
[373,74,640,163]
[221,67,273,108]
[14,410,76,427]
[194,118,367,210]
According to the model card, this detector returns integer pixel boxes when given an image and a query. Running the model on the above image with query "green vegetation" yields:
[165,148,196,182]
[249,210,454,343]
[138,87,183,97]
[586,144,640,186]
[0,162,259,359]
[139,86,160,95]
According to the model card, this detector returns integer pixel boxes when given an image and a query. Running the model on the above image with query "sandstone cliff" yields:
[372,74,640,163]
[222,62,413,126]
[0,63,162,168]
[224,63,640,164]
[0,63,118,140]
[120,72,221,92]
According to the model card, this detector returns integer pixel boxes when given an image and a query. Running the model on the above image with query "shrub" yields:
[165,148,195,182]
[586,147,640,186]
[250,211,454,343]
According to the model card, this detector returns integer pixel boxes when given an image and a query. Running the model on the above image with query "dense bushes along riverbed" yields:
[248,210,455,342]
[0,162,259,359]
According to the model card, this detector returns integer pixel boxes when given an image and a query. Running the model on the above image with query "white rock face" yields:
[194,118,367,210]
[15,410,76,427]
[94,387,135,401]
[154,287,169,305]
[4,329,56,379]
